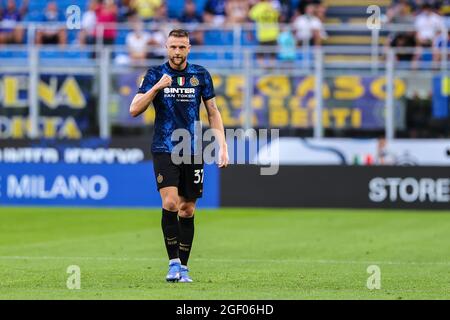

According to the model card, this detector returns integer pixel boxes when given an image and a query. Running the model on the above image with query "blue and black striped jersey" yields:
[138,62,216,154]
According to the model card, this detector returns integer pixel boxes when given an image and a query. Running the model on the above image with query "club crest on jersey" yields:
[177,77,185,86]
[190,76,199,87]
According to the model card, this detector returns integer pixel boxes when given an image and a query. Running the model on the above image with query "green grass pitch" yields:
[0,207,449,299]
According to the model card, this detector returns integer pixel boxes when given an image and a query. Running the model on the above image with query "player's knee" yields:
[162,197,179,212]
[179,203,195,218]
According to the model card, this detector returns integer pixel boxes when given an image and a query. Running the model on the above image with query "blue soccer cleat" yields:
[179,265,193,283]
[166,261,181,282]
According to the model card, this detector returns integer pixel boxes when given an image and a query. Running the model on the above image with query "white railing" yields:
[1,22,449,69]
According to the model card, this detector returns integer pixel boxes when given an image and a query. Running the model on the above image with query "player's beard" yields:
[170,55,186,67]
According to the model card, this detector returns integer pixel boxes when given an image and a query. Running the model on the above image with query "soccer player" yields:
[129,29,229,282]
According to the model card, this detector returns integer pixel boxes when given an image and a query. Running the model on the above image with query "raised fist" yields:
[156,74,172,90]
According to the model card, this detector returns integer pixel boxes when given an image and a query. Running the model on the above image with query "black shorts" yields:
[152,152,204,199]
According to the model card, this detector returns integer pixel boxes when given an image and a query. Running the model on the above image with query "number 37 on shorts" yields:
[194,169,204,184]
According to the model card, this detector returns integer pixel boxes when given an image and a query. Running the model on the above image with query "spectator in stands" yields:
[203,0,226,26]
[387,0,415,39]
[441,2,450,27]
[0,0,27,44]
[79,0,97,46]
[389,0,416,12]
[391,32,418,62]
[387,0,414,25]
[427,0,444,11]
[277,25,296,62]
[314,2,327,40]
[411,3,446,68]
[387,0,417,62]
[315,2,327,20]
[35,1,67,46]
[147,26,166,60]
[179,0,204,45]
[292,1,324,46]
[294,0,320,17]
[133,0,162,23]
[433,29,449,64]
[415,3,446,46]
[135,3,172,59]
[376,138,396,165]
[179,0,203,24]
[95,0,118,46]
[249,0,281,65]
[117,0,136,22]
[126,18,151,64]
[225,0,249,25]
[276,0,294,23]
[152,2,175,24]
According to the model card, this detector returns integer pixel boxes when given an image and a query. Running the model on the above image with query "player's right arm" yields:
[129,73,172,117]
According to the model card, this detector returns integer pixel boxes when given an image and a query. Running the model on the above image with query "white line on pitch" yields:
[0,256,449,266]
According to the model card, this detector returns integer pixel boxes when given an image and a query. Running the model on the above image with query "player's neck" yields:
[168,60,188,71]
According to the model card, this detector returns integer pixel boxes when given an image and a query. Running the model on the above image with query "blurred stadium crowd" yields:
[0,0,448,62]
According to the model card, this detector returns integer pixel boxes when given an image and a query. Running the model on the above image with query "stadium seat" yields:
[241,30,258,46]
[189,52,218,60]
[23,11,42,22]
[323,0,391,48]
[115,29,131,45]
[204,30,234,46]
[67,30,80,45]
[0,51,14,58]
[167,0,185,19]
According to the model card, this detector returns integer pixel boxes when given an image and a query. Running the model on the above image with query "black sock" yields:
[161,209,179,260]
[178,216,195,266]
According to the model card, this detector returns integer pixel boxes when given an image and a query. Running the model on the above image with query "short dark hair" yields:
[168,29,189,39]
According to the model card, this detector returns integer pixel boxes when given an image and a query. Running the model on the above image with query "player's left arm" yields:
[204,97,229,168]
